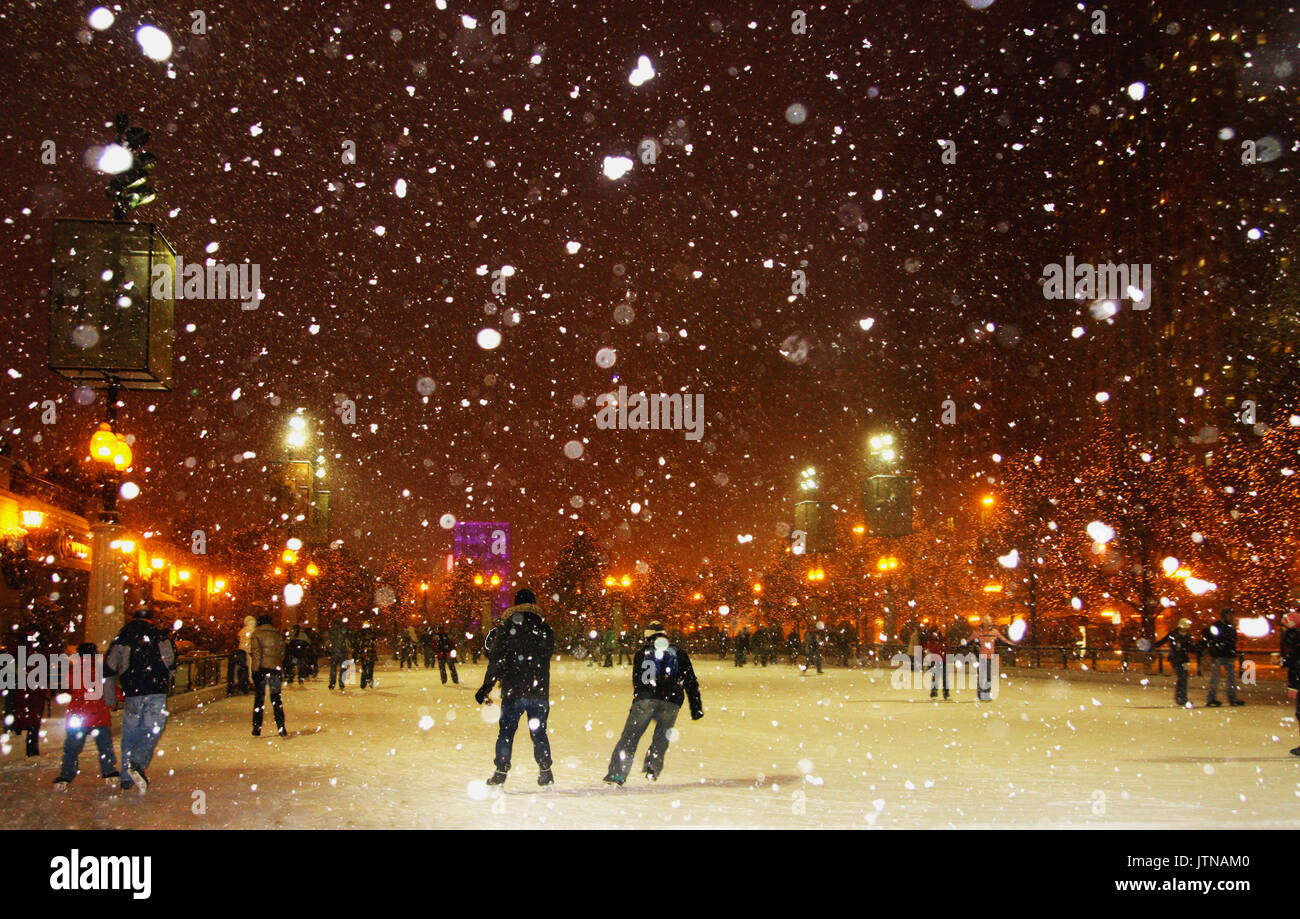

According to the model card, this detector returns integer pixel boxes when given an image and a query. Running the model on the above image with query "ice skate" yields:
[603,773,626,786]
[126,765,148,795]
[486,770,508,786]
[538,767,554,786]
[53,779,70,792]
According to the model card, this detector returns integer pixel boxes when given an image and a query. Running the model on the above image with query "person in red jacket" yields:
[921,624,949,699]
[53,643,122,790]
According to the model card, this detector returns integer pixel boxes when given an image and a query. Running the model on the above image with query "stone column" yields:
[86,521,125,649]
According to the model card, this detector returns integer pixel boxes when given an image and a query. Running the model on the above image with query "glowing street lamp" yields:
[876,556,899,572]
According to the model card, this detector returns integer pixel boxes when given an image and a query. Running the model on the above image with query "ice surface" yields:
[1,661,1296,829]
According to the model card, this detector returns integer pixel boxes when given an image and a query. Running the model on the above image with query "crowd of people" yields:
[6,596,1299,800]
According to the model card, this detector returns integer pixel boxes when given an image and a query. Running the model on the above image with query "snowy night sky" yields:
[0,0,1292,574]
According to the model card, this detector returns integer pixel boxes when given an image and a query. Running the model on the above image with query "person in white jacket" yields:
[232,615,256,693]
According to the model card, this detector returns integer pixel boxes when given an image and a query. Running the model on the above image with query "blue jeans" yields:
[494,697,551,772]
[607,699,680,779]
[120,694,168,786]
[1207,657,1238,702]
[58,725,117,781]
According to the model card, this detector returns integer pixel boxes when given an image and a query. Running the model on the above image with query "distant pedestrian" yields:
[922,624,949,699]
[617,630,633,666]
[733,629,750,667]
[326,620,351,691]
[1202,608,1244,707]
[1280,611,1300,756]
[286,623,312,686]
[601,628,617,668]
[250,613,287,737]
[436,629,460,685]
[474,589,555,787]
[4,622,51,757]
[753,626,771,667]
[785,628,800,665]
[802,622,825,675]
[969,615,1014,701]
[354,621,378,689]
[604,622,703,785]
[52,643,122,791]
[1152,618,1198,707]
[104,606,177,794]
[421,626,436,669]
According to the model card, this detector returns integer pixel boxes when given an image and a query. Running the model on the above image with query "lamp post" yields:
[85,406,133,648]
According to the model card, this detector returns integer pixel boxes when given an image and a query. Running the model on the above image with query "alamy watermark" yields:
[595,386,705,442]
[151,255,262,310]
[0,649,103,700]
[889,647,1000,698]
[1042,256,1151,309]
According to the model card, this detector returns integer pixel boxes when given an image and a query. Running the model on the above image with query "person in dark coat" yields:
[753,626,771,667]
[921,624,949,699]
[1280,611,1300,756]
[436,629,459,685]
[4,622,51,757]
[250,614,287,737]
[474,590,555,787]
[353,621,378,689]
[286,624,312,686]
[1152,617,1198,707]
[1202,608,1243,706]
[326,620,351,690]
[802,622,825,675]
[421,626,436,669]
[103,606,177,794]
[604,622,703,785]
[786,628,801,665]
[733,628,750,667]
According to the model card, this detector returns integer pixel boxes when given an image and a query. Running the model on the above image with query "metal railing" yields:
[866,643,1285,681]
[169,654,226,695]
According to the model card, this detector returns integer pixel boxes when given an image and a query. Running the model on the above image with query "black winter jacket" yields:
[632,632,703,718]
[479,604,554,700]
[1153,629,1197,665]
[104,618,177,697]
[1201,620,1238,658]
[1280,627,1300,690]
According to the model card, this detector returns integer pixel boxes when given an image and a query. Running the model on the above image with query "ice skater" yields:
[1202,608,1244,707]
[1151,618,1198,707]
[1280,611,1300,756]
[801,622,825,674]
[969,615,1014,701]
[604,622,703,785]
[52,643,122,791]
[474,589,555,787]
[436,629,459,685]
[104,606,177,794]
[250,613,287,737]
[921,624,949,699]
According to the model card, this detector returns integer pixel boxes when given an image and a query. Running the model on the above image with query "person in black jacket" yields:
[1202,608,1244,707]
[604,623,703,785]
[733,628,749,667]
[1152,618,1198,707]
[103,606,177,795]
[1280,611,1300,756]
[353,621,378,689]
[436,629,459,685]
[474,590,555,786]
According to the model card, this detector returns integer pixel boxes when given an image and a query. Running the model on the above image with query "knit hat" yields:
[1283,612,1300,630]
[132,606,153,619]
[1177,618,1192,629]
[644,622,664,638]
[513,588,536,605]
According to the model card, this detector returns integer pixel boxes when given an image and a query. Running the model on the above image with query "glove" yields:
[691,709,704,721]
[474,686,490,705]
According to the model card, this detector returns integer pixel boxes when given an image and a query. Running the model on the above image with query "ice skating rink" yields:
[2,660,1296,829]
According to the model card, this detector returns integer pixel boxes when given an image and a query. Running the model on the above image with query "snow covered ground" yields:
[2,660,1297,829]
